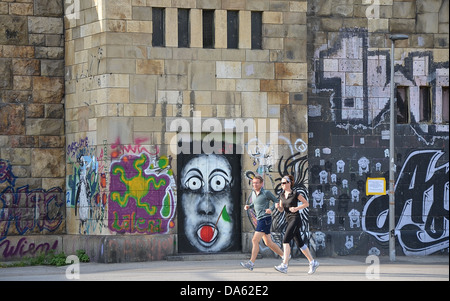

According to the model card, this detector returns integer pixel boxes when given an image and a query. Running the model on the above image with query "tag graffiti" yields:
[363,150,449,255]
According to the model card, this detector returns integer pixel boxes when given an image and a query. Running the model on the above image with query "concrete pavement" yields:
[1,254,448,282]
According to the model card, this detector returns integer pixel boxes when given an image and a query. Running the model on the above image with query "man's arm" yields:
[264,190,279,212]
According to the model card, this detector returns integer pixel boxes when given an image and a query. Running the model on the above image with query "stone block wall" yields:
[0,0,66,260]
[64,0,309,258]
[3,0,446,263]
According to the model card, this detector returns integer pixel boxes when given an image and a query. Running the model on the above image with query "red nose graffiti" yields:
[199,225,215,243]
[198,205,231,243]
[178,150,241,253]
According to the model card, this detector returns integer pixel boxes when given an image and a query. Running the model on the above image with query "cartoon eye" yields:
[185,176,203,191]
[210,175,228,192]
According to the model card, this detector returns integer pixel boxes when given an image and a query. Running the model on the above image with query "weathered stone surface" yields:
[40,59,64,77]
[0,15,28,45]
[32,77,64,104]
[12,59,40,76]
[10,136,38,148]
[1,45,35,58]
[31,148,65,178]
[0,147,30,165]
[39,136,65,148]
[280,104,307,133]
[34,0,64,17]
[190,61,215,90]
[9,3,33,16]
[416,13,439,33]
[45,104,65,119]
[0,58,12,89]
[26,119,64,136]
[0,104,25,135]
[35,47,64,59]
[26,104,45,118]
[390,18,416,33]
[28,17,64,34]
[2,90,32,103]
[393,2,416,19]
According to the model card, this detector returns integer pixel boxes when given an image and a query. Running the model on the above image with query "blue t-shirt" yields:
[249,188,278,220]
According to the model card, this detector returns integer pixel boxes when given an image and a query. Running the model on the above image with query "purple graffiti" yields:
[0,160,15,187]
[1,160,64,240]
[108,152,176,234]
[0,237,58,259]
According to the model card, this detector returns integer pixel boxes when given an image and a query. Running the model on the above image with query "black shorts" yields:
[255,216,272,234]
[283,215,305,247]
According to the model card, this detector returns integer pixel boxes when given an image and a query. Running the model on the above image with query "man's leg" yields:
[262,234,284,257]
[250,231,265,262]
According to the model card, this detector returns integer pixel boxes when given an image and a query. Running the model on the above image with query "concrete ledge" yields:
[63,234,176,263]
[1,234,177,263]
[166,252,260,261]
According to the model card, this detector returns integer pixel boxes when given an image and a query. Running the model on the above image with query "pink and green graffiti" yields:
[108,153,176,234]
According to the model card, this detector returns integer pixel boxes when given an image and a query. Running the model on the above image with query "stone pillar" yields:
[0,0,66,261]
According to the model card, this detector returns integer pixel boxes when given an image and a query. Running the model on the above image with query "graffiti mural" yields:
[108,150,176,234]
[1,159,64,241]
[308,26,449,256]
[177,143,241,253]
[244,136,310,257]
[66,137,107,234]
[363,150,449,255]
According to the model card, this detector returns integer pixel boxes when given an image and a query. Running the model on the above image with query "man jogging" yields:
[240,175,284,271]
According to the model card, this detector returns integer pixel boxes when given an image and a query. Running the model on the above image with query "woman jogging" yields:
[274,175,319,274]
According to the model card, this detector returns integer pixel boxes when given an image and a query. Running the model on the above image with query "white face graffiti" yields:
[180,154,234,252]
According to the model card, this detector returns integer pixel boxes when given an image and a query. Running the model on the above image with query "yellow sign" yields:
[366,178,386,195]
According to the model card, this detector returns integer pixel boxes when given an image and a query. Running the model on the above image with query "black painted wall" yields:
[307,26,449,256]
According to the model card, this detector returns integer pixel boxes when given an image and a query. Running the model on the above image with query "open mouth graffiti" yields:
[197,223,219,246]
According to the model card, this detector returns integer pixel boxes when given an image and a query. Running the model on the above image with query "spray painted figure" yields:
[179,154,240,252]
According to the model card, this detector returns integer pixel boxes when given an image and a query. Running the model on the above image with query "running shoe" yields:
[274,263,288,274]
[308,260,319,274]
[240,260,254,271]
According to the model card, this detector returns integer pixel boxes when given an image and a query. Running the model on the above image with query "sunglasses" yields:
[281,182,289,184]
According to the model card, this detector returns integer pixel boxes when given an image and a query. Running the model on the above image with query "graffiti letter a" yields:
[363,150,449,255]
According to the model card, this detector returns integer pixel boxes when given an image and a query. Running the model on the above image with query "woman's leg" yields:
[282,243,291,265]
[299,244,314,263]
[292,222,314,263]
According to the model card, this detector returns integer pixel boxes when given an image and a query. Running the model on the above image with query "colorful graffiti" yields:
[108,151,176,234]
[66,136,176,236]
[1,159,64,241]
[66,137,107,234]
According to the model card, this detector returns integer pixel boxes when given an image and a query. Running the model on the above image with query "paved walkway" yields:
[1,255,448,282]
